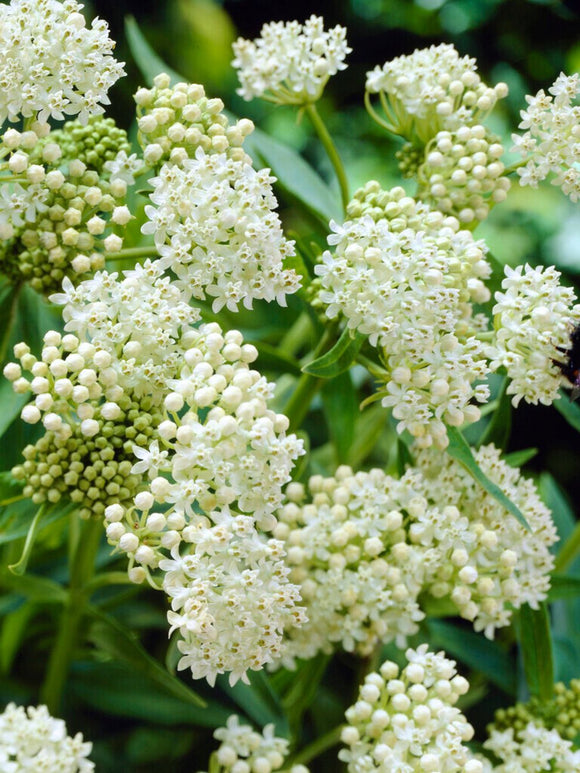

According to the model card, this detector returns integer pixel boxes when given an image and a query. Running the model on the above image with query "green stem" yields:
[40,516,103,714]
[0,283,22,363]
[105,246,159,261]
[554,522,580,574]
[289,725,343,767]
[304,103,350,212]
[283,330,333,431]
[278,312,313,358]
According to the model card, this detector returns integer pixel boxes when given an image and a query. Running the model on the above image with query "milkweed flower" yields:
[338,645,482,772]
[134,73,254,169]
[366,43,507,145]
[482,721,580,771]
[273,467,426,667]
[488,263,580,406]
[201,715,310,773]
[232,15,350,105]
[315,190,491,447]
[512,72,580,201]
[142,150,300,313]
[412,444,557,638]
[0,0,125,125]
[0,703,93,772]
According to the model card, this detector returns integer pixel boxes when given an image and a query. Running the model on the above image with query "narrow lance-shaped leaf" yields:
[446,426,530,531]
[302,327,365,378]
[322,370,357,464]
[477,375,512,450]
[125,16,183,86]
[518,602,554,702]
[554,390,580,433]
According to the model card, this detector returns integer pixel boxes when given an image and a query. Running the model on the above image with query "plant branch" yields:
[304,102,350,212]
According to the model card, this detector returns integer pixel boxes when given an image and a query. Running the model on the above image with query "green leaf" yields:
[70,661,229,726]
[8,505,47,575]
[322,371,357,464]
[504,448,538,467]
[396,437,415,478]
[279,654,331,729]
[87,607,206,709]
[0,380,28,441]
[217,669,288,733]
[539,473,580,572]
[518,602,554,701]
[0,280,22,363]
[244,127,342,225]
[445,427,530,530]
[0,498,72,546]
[427,618,516,695]
[553,391,580,433]
[477,376,512,450]
[0,571,67,603]
[302,328,365,378]
[548,574,580,600]
[0,472,24,503]
[349,403,389,468]
[125,16,184,86]
[0,603,37,674]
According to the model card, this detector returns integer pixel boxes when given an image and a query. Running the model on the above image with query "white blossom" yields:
[142,150,301,312]
[366,43,507,145]
[512,73,580,201]
[0,703,93,772]
[484,721,580,771]
[232,15,350,104]
[489,263,580,406]
[0,0,125,125]
[338,645,480,772]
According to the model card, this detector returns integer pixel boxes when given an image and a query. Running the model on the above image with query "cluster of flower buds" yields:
[135,73,254,169]
[418,125,511,225]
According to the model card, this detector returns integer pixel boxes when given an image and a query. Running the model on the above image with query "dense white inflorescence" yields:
[412,444,557,638]
[314,203,491,448]
[489,264,580,406]
[0,0,125,125]
[339,645,482,772]
[0,703,93,771]
[365,43,507,144]
[142,150,301,313]
[512,72,580,201]
[232,15,350,104]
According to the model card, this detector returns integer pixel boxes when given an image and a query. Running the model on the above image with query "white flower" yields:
[103,150,142,185]
[366,43,507,144]
[512,73,580,201]
[0,0,125,125]
[274,466,426,667]
[232,15,350,104]
[484,721,580,771]
[412,444,558,638]
[489,263,580,406]
[160,524,306,686]
[0,703,93,771]
[315,199,491,447]
[142,150,300,312]
[338,645,478,772]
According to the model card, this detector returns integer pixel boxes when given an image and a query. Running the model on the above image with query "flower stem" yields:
[304,103,350,212]
[289,725,342,767]
[283,330,333,431]
[105,246,159,261]
[40,516,103,714]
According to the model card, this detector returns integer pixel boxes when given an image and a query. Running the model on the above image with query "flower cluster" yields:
[273,467,425,667]
[202,715,309,773]
[491,679,580,743]
[418,125,511,225]
[135,73,254,169]
[142,149,301,312]
[46,115,132,172]
[512,72,580,201]
[483,721,580,771]
[0,703,93,771]
[232,15,350,105]
[0,0,125,126]
[412,444,557,637]
[365,43,507,145]
[338,645,481,772]
[488,263,580,406]
[315,193,491,447]
[0,124,130,293]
